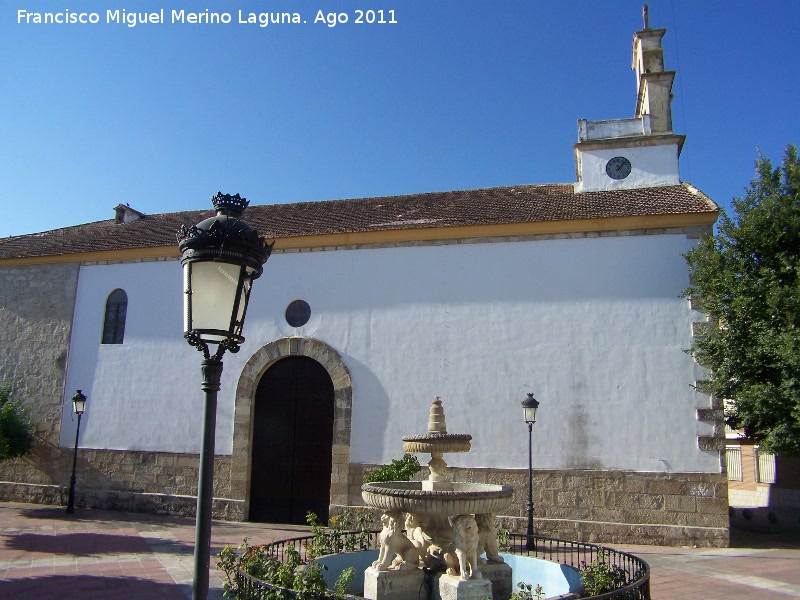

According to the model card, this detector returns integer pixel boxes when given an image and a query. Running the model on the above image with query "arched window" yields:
[102,289,128,344]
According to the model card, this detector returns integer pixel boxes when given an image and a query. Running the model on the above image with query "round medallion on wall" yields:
[285,299,311,327]
[606,156,632,180]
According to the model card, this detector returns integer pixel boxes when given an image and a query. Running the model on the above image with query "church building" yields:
[0,19,727,546]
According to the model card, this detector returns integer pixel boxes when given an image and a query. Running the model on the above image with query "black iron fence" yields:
[506,533,650,599]
[255,531,381,564]
[233,531,650,600]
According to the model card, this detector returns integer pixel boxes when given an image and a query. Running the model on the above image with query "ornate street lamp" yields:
[177,192,272,600]
[66,390,87,514]
[521,392,539,550]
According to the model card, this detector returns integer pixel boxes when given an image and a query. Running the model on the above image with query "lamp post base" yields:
[525,503,536,551]
[66,475,76,514]
[193,357,223,600]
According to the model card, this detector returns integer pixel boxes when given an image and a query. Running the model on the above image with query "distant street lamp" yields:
[66,390,87,514]
[521,392,539,550]
[177,192,272,600]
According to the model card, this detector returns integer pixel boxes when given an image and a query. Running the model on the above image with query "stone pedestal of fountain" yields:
[364,566,425,600]
[477,563,512,599]
[362,398,514,600]
[363,563,511,600]
[439,574,492,600]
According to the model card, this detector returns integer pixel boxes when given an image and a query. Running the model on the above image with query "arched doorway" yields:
[249,356,335,524]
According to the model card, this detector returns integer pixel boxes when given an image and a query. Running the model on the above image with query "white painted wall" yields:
[575,143,680,192]
[578,116,651,141]
[61,233,716,474]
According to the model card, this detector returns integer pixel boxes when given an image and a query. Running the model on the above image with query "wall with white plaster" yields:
[578,117,651,141]
[61,233,715,474]
[575,144,680,192]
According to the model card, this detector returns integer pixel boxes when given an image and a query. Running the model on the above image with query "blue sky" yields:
[2,0,798,238]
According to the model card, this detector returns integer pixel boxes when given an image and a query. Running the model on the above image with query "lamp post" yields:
[177,192,272,600]
[521,392,539,550]
[66,390,87,514]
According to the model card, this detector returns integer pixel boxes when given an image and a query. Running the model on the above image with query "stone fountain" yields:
[362,398,514,600]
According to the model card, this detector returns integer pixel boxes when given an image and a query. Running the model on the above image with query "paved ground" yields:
[614,529,800,599]
[1,501,798,599]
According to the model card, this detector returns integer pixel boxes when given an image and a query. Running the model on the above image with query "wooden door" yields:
[249,356,335,524]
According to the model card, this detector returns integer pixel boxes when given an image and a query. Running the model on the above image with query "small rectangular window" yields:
[754,447,776,484]
[726,447,742,481]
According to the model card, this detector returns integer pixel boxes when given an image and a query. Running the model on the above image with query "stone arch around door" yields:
[231,337,353,520]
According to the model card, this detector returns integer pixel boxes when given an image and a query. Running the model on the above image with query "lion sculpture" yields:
[475,513,505,564]
[405,513,440,568]
[372,511,420,571]
[446,514,481,580]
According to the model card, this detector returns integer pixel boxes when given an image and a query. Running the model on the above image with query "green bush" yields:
[496,527,511,552]
[0,384,33,461]
[363,454,421,484]
[510,581,544,600]
[218,512,367,600]
[579,549,629,595]
[219,541,309,599]
[305,508,374,559]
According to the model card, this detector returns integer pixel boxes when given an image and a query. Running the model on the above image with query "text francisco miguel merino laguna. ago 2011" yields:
[16,8,400,28]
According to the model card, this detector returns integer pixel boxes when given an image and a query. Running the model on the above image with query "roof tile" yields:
[0,183,717,260]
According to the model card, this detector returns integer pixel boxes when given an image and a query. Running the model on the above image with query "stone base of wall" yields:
[0,481,245,521]
[70,489,244,521]
[730,486,800,510]
[498,516,728,548]
[771,488,800,509]
[728,487,773,508]
[729,506,800,535]
[346,465,730,548]
[0,446,240,521]
[0,482,65,507]
[0,451,731,548]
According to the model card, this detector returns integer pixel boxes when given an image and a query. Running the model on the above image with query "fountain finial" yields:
[428,396,447,434]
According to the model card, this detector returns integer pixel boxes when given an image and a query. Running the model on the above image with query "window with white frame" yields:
[725,446,743,481]
[754,446,776,484]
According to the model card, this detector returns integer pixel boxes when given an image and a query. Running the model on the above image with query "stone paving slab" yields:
[614,532,800,599]
[1,501,799,599]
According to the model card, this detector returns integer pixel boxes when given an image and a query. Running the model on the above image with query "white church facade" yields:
[0,21,728,546]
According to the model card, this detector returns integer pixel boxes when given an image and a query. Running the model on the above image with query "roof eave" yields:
[0,210,718,266]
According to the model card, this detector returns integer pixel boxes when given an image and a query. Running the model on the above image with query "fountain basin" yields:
[362,481,513,515]
[402,433,471,455]
[316,551,584,599]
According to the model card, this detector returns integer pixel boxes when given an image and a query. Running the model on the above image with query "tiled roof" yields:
[0,183,717,260]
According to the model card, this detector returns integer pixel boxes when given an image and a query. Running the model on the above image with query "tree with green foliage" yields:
[684,145,800,456]
[0,384,33,461]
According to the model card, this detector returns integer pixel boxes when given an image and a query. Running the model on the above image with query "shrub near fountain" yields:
[362,398,514,600]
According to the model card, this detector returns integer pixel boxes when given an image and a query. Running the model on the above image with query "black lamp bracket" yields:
[185,332,241,361]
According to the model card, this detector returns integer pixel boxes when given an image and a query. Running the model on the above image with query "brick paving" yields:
[614,528,800,599]
[0,502,307,599]
[1,501,799,599]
